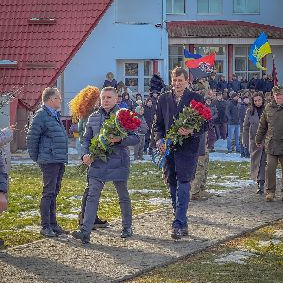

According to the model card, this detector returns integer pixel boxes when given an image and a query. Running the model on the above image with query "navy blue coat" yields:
[154,89,208,184]
[26,105,68,164]
[228,79,241,92]
[226,100,240,125]
[217,80,228,92]
[82,105,139,182]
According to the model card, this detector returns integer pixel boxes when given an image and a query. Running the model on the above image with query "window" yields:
[197,0,222,14]
[234,46,260,80]
[122,61,153,93]
[233,0,260,14]
[169,45,184,75]
[125,63,139,92]
[166,0,185,14]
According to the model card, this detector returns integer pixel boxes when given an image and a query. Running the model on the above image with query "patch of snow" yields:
[68,148,79,155]
[258,239,282,247]
[214,250,257,265]
[273,230,283,239]
[68,195,83,201]
[209,151,250,162]
[23,225,41,233]
[147,198,171,205]
[208,180,254,188]
[19,210,40,217]
[56,213,78,220]
[128,189,162,194]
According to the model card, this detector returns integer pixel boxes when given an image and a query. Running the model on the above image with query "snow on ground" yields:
[208,180,255,188]
[128,189,163,194]
[273,230,283,238]
[147,198,171,205]
[213,250,257,265]
[258,239,282,247]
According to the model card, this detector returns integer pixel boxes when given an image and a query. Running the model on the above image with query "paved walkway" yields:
[0,186,282,283]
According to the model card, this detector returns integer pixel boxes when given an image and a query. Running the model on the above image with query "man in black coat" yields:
[154,67,207,239]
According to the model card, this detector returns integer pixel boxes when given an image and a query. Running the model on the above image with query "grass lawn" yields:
[126,220,283,283]
[0,161,251,248]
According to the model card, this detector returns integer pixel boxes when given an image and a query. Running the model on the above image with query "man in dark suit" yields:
[154,67,207,239]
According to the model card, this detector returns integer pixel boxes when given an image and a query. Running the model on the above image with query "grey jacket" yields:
[26,105,68,164]
[82,105,140,182]
[0,127,13,175]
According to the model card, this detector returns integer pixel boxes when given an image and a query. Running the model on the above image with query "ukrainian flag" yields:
[249,32,272,70]
[183,46,202,63]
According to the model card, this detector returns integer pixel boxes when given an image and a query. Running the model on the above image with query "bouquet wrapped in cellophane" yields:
[152,99,211,168]
[79,108,141,173]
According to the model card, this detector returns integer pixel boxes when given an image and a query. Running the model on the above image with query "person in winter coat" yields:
[213,92,228,140]
[154,67,208,240]
[72,87,140,243]
[256,86,283,202]
[103,72,117,89]
[209,73,218,90]
[238,95,250,158]
[133,106,148,160]
[143,97,155,154]
[121,92,135,111]
[248,74,259,90]
[27,87,68,238]
[217,75,228,92]
[150,72,165,94]
[226,91,241,153]
[0,125,15,246]
[228,74,241,92]
[243,92,266,194]
[69,86,110,229]
[205,97,218,152]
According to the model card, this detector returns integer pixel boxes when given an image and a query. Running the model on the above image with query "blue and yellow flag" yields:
[249,32,272,70]
[183,46,202,63]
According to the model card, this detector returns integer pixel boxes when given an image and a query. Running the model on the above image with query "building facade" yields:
[167,0,283,81]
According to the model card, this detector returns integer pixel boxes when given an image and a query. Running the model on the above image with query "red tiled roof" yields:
[0,0,113,110]
[167,20,283,39]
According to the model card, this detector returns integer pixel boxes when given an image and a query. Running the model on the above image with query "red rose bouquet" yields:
[166,99,211,146]
[79,108,141,173]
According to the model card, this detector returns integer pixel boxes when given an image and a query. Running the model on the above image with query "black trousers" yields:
[39,163,65,228]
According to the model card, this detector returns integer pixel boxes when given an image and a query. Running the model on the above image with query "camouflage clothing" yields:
[190,153,209,195]
[255,101,283,155]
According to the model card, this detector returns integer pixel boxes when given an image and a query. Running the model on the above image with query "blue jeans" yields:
[227,125,240,152]
[170,181,190,229]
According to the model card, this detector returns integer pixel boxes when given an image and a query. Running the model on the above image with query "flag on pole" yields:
[272,56,278,87]
[183,47,202,61]
[185,53,216,79]
[249,32,272,70]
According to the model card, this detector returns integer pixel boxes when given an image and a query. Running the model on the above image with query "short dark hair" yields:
[42,87,60,103]
[171,67,189,80]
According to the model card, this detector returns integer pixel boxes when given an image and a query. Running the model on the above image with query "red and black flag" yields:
[185,53,216,79]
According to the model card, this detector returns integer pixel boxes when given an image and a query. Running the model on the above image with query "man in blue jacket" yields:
[154,67,207,239]
[27,87,68,238]
[72,87,139,243]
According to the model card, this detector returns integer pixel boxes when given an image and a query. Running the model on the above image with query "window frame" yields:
[233,46,261,81]
[166,0,186,15]
[233,0,260,15]
[197,0,223,15]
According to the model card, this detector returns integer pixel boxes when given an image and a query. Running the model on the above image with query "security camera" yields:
[155,23,162,28]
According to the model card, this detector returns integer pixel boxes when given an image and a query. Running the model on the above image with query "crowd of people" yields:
[0,69,282,246]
